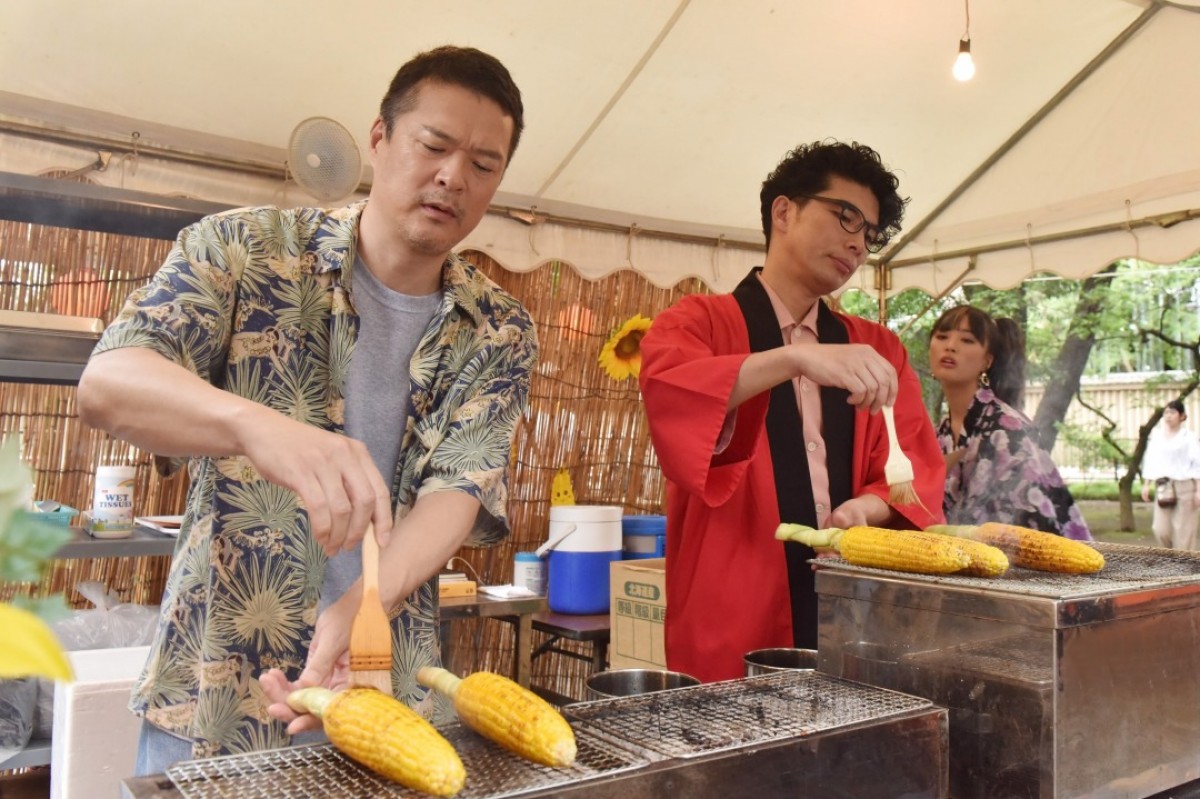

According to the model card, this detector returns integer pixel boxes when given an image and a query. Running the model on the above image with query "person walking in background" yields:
[639,141,945,683]
[929,305,1091,540]
[77,46,536,773]
[1140,400,1200,550]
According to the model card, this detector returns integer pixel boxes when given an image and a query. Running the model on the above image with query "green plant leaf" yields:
[0,511,71,583]
[7,593,73,624]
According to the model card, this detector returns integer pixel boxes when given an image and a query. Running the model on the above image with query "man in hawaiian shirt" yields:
[77,46,537,773]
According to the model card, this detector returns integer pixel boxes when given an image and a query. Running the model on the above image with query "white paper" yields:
[478,584,537,599]
[134,515,184,536]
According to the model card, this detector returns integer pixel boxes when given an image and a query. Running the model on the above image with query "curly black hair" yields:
[759,140,908,248]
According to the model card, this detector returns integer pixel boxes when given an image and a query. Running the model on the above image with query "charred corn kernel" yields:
[287,687,464,797]
[927,523,1105,574]
[418,667,576,767]
[952,537,1010,577]
[976,522,1105,574]
[776,524,973,575]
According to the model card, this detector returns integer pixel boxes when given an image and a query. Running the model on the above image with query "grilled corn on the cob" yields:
[928,523,1104,574]
[418,667,577,767]
[287,686,465,797]
[952,536,1012,577]
[775,524,1006,576]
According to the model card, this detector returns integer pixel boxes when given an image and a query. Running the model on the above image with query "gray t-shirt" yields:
[320,257,442,609]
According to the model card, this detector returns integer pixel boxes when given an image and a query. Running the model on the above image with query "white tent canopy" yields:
[1,0,1198,297]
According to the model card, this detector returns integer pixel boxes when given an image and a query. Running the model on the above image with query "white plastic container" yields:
[89,465,135,538]
[544,505,623,614]
[513,551,546,595]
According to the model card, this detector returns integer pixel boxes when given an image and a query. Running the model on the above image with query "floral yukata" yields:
[93,201,537,758]
[938,387,1091,540]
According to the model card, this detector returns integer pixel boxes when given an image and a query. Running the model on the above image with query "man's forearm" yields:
[377,490,482,610]
[77,347,267,458]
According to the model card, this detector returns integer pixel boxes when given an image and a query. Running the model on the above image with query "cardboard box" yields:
[438,580,477,598]
[609,558,666,670]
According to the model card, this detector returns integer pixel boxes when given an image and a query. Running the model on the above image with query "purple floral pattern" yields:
[938,388,1092,540]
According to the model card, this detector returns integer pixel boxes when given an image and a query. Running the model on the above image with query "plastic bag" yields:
[0,677,36,765]
[52,582,160,651]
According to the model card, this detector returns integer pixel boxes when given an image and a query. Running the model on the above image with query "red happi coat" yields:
[639,275,945,682]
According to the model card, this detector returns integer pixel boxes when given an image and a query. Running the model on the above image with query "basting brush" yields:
[348,523,393,694]
[882,405,926,510]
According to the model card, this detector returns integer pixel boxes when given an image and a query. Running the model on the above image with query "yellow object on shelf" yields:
[550,468,576,506]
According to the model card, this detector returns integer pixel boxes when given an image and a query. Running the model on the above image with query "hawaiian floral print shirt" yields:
[938,388,1091,540]
[93,201,537,757]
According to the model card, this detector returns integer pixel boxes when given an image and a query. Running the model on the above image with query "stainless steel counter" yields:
[816,541,1200,799]
[120,671,949,799]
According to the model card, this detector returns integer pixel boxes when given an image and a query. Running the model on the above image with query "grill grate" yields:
[562,670,930,760]
[167,722,645,799]
[817,541,1200,598]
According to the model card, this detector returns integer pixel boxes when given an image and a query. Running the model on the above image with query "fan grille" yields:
[288,117,363,202]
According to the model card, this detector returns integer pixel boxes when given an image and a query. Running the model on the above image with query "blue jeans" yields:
[134,720,330,776]
[133,721,194,776]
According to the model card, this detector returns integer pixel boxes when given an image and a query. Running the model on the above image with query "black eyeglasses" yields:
[792,193,889,253]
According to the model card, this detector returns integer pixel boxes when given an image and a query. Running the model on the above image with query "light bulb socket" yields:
[958,38,971,55]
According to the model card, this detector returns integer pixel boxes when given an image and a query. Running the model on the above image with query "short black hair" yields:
[1166,399,1187,418]
[759,140,907,248]
[379,45,525,162]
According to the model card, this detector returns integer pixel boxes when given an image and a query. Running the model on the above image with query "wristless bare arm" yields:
[77,347,392,554]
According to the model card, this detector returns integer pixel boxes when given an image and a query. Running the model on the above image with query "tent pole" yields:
[885,207,1200,270]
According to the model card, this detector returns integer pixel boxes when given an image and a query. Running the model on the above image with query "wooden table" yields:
[489,610,611,704]
[439,592,546,688]
[528,611,610,673]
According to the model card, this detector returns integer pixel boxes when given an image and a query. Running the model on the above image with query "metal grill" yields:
[562,669,931,760]
[817,541,1200,598]
[167,722,646,799]
[902,633,1052,688]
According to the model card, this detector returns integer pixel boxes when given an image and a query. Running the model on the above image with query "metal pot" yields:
[585,668,699,700]
[743,647,818,676]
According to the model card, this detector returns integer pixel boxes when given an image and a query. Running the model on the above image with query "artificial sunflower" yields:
[598,314,653,381]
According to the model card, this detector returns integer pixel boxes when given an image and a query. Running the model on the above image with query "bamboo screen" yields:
[0,215,713,702]
[455,255,709,700]
[0,219,183,607]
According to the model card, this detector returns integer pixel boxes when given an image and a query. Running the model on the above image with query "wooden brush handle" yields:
[882,406,902,450]
[362,523,379,593]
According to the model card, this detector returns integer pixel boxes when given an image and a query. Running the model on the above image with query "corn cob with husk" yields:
[927,523,1105,574]
[418,667,576,767]
[775,524,1009,577]
[287,686,465,797]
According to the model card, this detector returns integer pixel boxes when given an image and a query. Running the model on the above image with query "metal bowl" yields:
[743,647,818,676]
[585,668,700,700]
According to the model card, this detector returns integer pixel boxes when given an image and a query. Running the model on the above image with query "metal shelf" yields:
[54,525,178,560]
[0,357,87,385]
[1,736,51,770]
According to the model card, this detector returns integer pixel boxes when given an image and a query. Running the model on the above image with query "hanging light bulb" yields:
[953,38,975,81]
[952,0,975,81]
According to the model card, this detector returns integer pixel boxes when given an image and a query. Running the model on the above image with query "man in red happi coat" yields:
[639,141,945,682]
